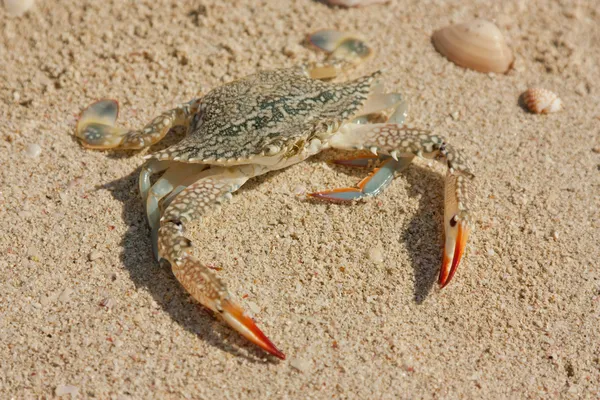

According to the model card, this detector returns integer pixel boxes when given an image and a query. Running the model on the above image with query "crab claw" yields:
[221,299,286,360]
[439,173,473,288]
[76,99,129,149]
[439,217,470,288]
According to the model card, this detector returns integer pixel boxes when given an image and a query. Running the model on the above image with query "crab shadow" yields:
[307,151,443,303]
[99,148,441,361]
[99,166,279,364]
[401,165,444,303]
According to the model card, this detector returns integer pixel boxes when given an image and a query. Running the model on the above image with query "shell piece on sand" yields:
[3,0,35,16]
[25,143,42,158]
[432,19,514,74]
[522,88,562,114]
[325,0,388,7]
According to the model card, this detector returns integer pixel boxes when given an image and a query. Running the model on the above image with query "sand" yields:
[1,0,599,398]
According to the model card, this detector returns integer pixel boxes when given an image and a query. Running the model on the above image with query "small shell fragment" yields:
[25,143,42,158]
[324,0,388,7]
[3,0,35,17]
[99,297,114,309]
[246,300,261,314]
[55,384,79,397]
[292,185,306,196]
[522,88,562,114]
[58,287,73,303]
[432,20,514,74]
[88,250,103,261]
[368,246,384,264]
[290,357,311,372]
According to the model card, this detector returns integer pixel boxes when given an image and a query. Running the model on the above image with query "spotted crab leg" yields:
[76,99,199,150]
[329,123,475,287]
[156,164,285,360]
[141,161,210,259]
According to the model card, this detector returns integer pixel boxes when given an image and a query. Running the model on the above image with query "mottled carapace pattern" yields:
[153,69,381,163]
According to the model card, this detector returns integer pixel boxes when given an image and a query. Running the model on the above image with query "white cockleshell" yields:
[432,19,514,74]
[522,88,562,114]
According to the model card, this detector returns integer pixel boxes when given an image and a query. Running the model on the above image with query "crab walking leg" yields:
[143,163,210,259]
[303,30,373,79]
[330,123,475,286]
[145,163,209,231]
[157,166,285,360]
[139,159,171,203]
[309,156,413,202]
[352,93,408,125]
[76,99,199,150]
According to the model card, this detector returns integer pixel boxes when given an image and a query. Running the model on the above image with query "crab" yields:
[75,30,475,360]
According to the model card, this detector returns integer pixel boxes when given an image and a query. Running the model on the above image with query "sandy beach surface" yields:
[1,0,599,398]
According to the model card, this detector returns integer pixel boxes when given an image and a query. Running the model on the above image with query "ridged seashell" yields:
[3,0,35,17]
[432,19,514,74]
[522,88,562,114]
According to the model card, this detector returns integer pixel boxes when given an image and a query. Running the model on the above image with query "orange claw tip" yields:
[439,251,452,288]
[221,300,286,360]
[307,188,363,203]
[439,223,470,289]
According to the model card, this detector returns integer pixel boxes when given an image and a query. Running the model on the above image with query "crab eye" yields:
[433,142,449,161]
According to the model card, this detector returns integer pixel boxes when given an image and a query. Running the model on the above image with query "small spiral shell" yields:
[523,88,562,114]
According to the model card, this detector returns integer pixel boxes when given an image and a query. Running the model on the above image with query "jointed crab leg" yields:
[76,99,199,150]
[353,93,408,126]
[154,164,285,359]
[142,162,209,259]
[329,123,475,287]
[309,156,413,202]
[139,159,171,203]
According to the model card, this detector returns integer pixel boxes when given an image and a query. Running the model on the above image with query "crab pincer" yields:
[75,99,127,149]
[439,173,473,287]
[220,299,286,359]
